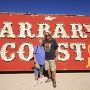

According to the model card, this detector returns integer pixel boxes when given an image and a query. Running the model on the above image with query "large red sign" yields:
[0,13,90,71]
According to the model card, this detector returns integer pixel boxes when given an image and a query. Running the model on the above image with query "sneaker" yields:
[45,77,51,83]
[40,78,42,83]
[53,80,56,88]
[34,81,38,86]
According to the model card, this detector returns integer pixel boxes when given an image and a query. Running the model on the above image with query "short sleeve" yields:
[33,46,37,54]
[53,39,58,49]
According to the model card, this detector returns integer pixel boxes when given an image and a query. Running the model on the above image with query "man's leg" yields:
[35,75,38,80]
[47,70,51,78]
[50,60,57,88]
[45,60,52,83]
[34,68,38,86]
[52,71,56,80]
[45,70,52,83]
[39,65,44,83]
[52,71,56,87]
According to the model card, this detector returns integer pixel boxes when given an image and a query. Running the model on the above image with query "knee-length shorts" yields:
[45,60,56,71]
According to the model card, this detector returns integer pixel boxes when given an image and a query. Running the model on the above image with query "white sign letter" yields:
[70,23,87,38]
[70,43,86,61]
[0,42,16,61]
[0,22,15,38]
[83,24,90,32]
[52,23,70,38]
[37,23,51,38]
[17,42,34,61]
[58,42,70,61]
[18,22,35,38]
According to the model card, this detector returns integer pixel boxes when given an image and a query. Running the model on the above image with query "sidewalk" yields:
[0,73,90,90]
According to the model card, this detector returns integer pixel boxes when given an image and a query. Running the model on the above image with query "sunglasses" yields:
[46,34,50,36]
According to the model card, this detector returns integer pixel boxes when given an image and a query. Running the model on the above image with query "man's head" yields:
[45,32,51,40]
[38,38,43,46]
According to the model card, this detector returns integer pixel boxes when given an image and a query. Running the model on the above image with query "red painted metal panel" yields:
[0,13,90,71]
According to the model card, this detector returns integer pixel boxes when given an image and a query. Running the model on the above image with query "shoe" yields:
[34,81,38,86]
[45,77,51,83]
[40,78,42,83]
[53,80,56,88]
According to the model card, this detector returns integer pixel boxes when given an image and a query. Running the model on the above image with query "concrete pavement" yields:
[0,73,90,90]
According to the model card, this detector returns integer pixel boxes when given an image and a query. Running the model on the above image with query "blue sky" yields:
[0,0,90,16]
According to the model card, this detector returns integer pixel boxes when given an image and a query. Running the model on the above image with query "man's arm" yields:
[33,46,37,63]
[55,48,58,62]
[53,39,58,62]
[33,54,36,63]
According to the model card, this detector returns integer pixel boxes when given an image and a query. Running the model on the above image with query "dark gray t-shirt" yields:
[43,39,58,60]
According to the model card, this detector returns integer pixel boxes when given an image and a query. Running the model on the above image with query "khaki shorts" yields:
[45,60,56,71]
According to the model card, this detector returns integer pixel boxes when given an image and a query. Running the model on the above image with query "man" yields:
[43,32,58,88]
[33,38,45,86]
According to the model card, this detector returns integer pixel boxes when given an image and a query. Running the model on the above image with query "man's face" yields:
[38,38,43,45]
[46,35,51,40]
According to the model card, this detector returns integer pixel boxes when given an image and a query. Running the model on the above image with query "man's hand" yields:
[34,59,36,63]
[55,48,58,62]
[55,56,58,62]
[33,54,36,63]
